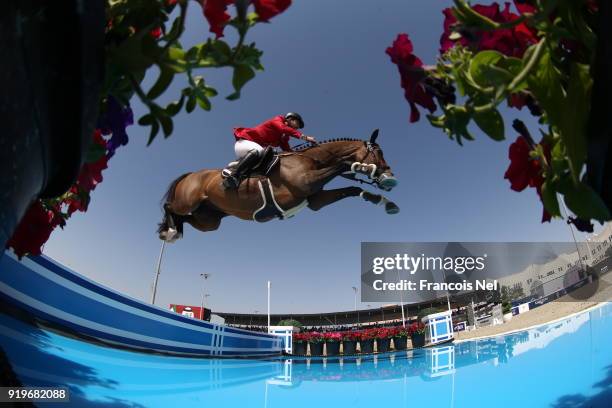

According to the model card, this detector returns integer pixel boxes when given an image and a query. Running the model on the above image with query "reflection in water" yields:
[1,304,612,407]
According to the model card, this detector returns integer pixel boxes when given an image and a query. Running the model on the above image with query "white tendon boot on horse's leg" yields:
[360,191,400,214]
[164,228,179,243]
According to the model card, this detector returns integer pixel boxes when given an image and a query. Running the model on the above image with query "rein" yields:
[284,140,381,185]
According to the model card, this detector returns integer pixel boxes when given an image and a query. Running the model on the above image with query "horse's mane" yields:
[293,138,363,152]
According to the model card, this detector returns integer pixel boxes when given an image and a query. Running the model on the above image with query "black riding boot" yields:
[223,150,261,189]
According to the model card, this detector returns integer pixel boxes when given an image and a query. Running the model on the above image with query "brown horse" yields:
[158,130,399,242]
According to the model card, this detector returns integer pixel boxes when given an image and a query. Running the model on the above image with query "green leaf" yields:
[228,65,255,100]
[109,33,155,72]
[204,86,218,98]
[558,63,591,181]
[147,69,174,100]
[165,95,185,116]
[211,40,231,57]
[469,50,504,86]
[540,181,561,218]
[473,108,505,141]
[562,180,611,222]
[138,113,155,126]
[186,95,196,113]
[147,121,160,146]
[141,35,164,60]
[167,46,186,61]
[196,95,211,111]
[527,47,564,131]
[159,114,173,137]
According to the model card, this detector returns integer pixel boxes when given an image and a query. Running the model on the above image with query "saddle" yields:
[224,147,280,179]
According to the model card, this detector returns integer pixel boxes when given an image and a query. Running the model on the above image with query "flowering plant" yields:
[388,0,610,231]
[293,333,307,344]
[358,329,377,341]
[391,326,410,338]
[408,322,426,336]
[307,332,324,344]
[373,328,395,339]
[341,331,360,342]
[323,332,342,343]
[7,0,293,258]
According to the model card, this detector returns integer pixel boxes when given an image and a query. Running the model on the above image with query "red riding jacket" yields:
[233,115,303,152]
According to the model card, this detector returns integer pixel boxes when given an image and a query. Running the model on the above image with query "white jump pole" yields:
[151,240,166,305]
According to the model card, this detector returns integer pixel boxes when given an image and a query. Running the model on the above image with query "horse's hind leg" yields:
[186,206,224,233]
[307,187,362,211]
[158,204,186,242]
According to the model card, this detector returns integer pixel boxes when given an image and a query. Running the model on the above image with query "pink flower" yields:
[386,34,437,123]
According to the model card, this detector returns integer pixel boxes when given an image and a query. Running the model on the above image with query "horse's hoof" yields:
[160,228,181,243]
[385,202,400,214]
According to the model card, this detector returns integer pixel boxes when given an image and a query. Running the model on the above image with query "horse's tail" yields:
[158,173,191,241]
[160,172,191,207]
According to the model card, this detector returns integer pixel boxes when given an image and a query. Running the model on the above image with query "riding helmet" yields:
[285,112,304,128]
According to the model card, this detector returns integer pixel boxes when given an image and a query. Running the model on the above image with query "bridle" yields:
[348,141,381,180]
[286,134,394,189]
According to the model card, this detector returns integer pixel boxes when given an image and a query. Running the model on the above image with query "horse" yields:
[157,129,399,242]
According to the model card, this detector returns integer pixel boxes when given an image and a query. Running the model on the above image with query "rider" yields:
[222,112,317,189]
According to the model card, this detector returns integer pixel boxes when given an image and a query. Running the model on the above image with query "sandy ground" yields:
[455,272,612,341]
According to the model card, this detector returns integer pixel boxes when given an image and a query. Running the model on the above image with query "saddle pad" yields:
[253,179,284,222]
[252,179,307,223]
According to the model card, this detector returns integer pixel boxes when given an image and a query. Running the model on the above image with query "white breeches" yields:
[234,139,264,159]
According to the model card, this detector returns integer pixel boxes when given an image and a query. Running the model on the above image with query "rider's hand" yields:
[302,135,316,143]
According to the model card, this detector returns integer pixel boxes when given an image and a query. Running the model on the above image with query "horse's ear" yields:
[369,129,379,144]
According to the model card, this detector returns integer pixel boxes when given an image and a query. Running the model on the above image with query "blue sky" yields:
[44,0,597,314]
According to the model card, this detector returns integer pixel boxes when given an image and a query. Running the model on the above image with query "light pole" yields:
[200,294,210,320]
[396,269,406,327]
[199,273,211,320]
[150,240,166,305]
[352,286,359,327]
[267,281,271,331]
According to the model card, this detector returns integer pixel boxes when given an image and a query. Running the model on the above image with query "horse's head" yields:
[352,129,398,191]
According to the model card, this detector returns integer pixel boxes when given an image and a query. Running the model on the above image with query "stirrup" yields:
[221,168,232,178]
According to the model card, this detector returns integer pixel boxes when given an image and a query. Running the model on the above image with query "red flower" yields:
[77,154,108,193]
[150,27,162,39]
[65,186,90,215]
[386,34,437,123]
[253,0,291,21]
[508,92,528,110]
[504,136,551,222]
[441,2,538,58]
[6,201,56,259]
[504,136,541,192]
[513,0,536,15]
[408,322,426,335]
[200,0,234,38]
[76,130,109,192]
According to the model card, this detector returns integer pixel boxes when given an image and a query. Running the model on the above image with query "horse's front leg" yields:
[307,187,399,214]
[359,191,400,214]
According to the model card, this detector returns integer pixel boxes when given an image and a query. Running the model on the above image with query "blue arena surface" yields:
[2,300,612,407]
